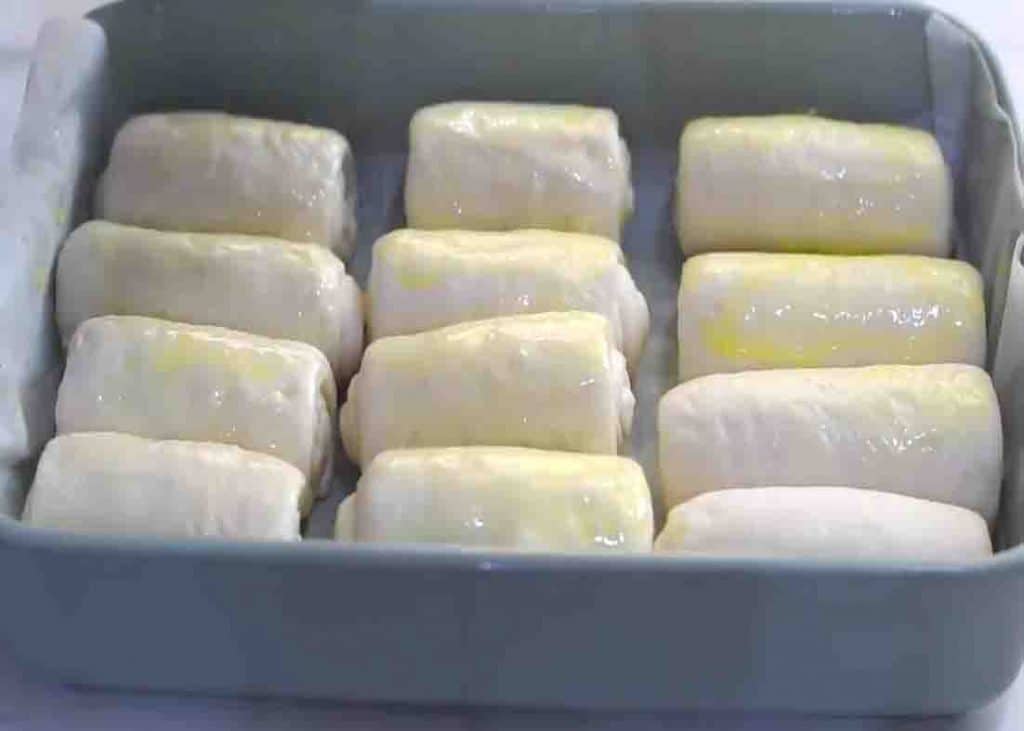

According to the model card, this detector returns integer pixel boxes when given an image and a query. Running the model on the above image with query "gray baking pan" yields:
[0,0,1023,715]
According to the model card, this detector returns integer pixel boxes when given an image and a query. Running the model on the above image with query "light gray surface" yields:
[2,0,1024,728]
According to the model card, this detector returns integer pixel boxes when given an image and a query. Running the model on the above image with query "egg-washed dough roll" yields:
[676,115,951,256]
[340,312,634,466]
[658,364,1002,521]
[677,253,985,380]
[56,221,364,379]
[405,102,633,241]
[56,316,337,498]
[96,112,357,258]
[334,447,653,552]
[368,228,649,366]
[23,433,304,541]
[655,487,992,562]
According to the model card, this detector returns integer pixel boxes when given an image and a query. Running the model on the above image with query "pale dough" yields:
[368,228,648,367]
[96,112,357,258]
[341,312,634,466]
[677,252,984,380]
[56,221,363,378]
[676,115,951,256]
[56,316,336,499]
[658,364,1002,521]
[405,102,632,241]
[335,446,652,552]
[655,487,992,562]
[23,433,304,541]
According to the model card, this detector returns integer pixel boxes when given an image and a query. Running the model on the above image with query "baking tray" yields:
[0,0,1023,715]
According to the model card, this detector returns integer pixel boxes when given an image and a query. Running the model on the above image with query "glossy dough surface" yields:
[335,447,653,552]
[340,312,634,466]
[96,113,357,257]
[56,316,336,496]
[676,115,951,256]
[655,487,992,561]
[405,103,633,240]
[677,252,985,380]
[23,433,304,541]
[56,221,364,378]
[658,364,1002,520]
[368,228,649,366]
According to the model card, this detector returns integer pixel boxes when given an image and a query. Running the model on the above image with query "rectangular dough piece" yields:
[368,228,649,367]
[56,316,336,498]
[56,221,364,379]
[654,487,991,562]
[96,112,357,258]
[676,115,951,256]
[658,364,1002,521]
[340,312,634,466]
[405,102,633,241]
[677,252,985,380]
[334,447,653,553]
[23,433,304,541]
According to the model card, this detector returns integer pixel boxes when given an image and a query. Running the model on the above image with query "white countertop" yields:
[3,0,1024,728]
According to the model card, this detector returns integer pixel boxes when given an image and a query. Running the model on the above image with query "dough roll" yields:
[56,221,364,378]
[658,364,1002,520]
[676,115,951,256]
[677,252,985,380]
[405,102,633,241]
[368,228,649,366]
[334,447,653,553]
[23,433,304,541]
[654,487,992,562]
[56,316,336,498]
[340,312,634,466]
[96,112,357,258]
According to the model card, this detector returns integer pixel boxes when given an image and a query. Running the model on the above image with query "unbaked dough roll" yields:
[368,228,649,366]
[56,221,364,378]
[405,102,633,241]
[96,112,357,258]
[677,252,985,380]
[340,312,634,466]
[334,447,653,552]
[56,316,336,498]
[23,433,304,541]
[658,364,1002,521]
[676,115,951,256]
[654,487,992,561]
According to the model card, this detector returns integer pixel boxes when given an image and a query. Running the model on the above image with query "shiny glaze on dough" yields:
[369,228,648,366]
[341,311,634,466]
[658,364,1002,521]
[406,102,632,240]
[56,316,336,497]
[97,112,357,257]
[678,252,984,380]
[677,115,951,255]
[57,221,363,378]
[336,446,653,553]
